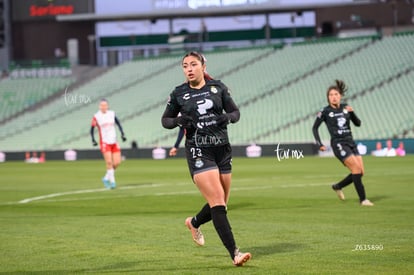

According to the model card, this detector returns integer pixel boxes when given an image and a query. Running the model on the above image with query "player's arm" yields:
[161,93,193,129]
[349,112,361,127]
[312,115,325,150]
[345,106,361,127]
[222,96,240,124]
[169,127,185,157]
[161,107,180,129]
[217,85,240,126]
[115,116,127,141]
[90,118,98,146]
[174,127,185,148]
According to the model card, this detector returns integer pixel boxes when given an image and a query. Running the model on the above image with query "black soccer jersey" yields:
[164,79,239,147]
[312,103,361,147]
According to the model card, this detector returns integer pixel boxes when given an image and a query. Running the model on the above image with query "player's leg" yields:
[333,174,353,190]
[194,170,237,256]
[108,144,121,189]
[190,147,233,228]
[220,173,232,205]
[355,155,365,176]
[194,169,250,266]
[218,144,233,205]
[344,155,373,206]
[331,173,351,200]
[112,152,121,169]
[102,151,113,189]
[110,151,121,188]
[331,142,353,200]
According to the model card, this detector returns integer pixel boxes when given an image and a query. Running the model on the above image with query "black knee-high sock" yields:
[211,205,237,259]
[191,203,211,228]
[352,173,366,202]
[335,173,353,189]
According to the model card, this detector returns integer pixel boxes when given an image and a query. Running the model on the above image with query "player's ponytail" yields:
[204,71,213,80]
[335,79,348,96]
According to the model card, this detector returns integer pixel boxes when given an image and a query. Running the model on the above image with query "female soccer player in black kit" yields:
[161,52,251,266]
[312,80,374,206]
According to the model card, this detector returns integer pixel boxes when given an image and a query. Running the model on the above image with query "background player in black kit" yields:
[312,80,374,206]
[161,52,251,266]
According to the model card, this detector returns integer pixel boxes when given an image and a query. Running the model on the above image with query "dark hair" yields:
[326,79,347,100]
[182,51,206,65]
[182,51,213,80]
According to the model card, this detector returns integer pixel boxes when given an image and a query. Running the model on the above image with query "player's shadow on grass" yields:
[228,202,256,210]
[248,242,307,258]
[367,195,390,203]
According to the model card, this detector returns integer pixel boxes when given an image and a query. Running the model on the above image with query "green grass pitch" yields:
[0,155,413,274]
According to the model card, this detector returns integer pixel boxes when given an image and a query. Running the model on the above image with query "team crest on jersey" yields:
[195,158,204,168]
[211,86,218,94]
[343,108,348,114]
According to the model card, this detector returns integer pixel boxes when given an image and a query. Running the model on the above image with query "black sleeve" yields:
[161,107,180,129]
[161,91,181,129]
[349,111,361,127]
[115,116,125,135]
[90,126,96,142]
[223,97,240,123]
[312,116,324,148]
[173,127,185,148]
[221,84,240,123]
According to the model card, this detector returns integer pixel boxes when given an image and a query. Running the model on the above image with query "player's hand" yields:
[319,145,326,151]
[216,114,230,126]
[121,135,127,142]
[169,147,178,157]
[345,105,354,112]
[92,140,98,146]
[176,115,193,129]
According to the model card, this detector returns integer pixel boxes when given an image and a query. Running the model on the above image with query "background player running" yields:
[161,51,251,266]
[90,99,127,189]
[312,80,374,206]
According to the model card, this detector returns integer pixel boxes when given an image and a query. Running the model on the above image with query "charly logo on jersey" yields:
[211,86,218,94]
[183,93,190,100]
[195,158,204,168]
[329,112,334,117]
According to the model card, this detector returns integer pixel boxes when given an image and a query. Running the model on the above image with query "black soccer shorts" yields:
[331,140,360,163]
[185,143,232,178]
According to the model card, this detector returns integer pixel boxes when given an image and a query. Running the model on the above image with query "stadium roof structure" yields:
[56,0,377,23]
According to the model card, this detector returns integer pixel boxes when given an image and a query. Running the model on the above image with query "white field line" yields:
[17,183,165,204]
[2,182,330,205]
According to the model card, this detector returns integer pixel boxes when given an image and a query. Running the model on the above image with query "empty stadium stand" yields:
[0,33,413,152]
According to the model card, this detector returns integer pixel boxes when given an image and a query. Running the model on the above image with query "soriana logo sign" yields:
[30,3,75,17]
[11,0,91,22]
